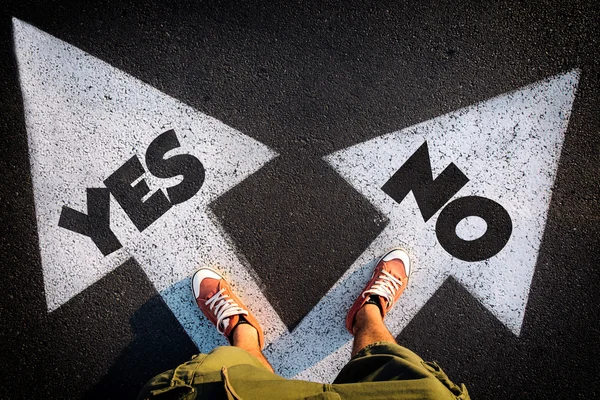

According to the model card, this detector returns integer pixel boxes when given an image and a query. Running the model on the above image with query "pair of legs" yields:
[141,249,471,400]
[231,303,394,372]
[193,247,411,373]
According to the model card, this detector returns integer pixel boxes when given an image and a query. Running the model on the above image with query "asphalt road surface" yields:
[1,0,599,398]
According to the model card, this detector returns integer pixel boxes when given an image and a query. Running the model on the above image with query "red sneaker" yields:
[346,248,412,334]
[192,268,265,349]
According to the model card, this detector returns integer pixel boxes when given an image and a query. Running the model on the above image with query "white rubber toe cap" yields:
[382,248,411,276]
[192,268,223,298]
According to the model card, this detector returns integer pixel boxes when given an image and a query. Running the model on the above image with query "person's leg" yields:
[351,303,396,357]
[231,322,274,372]
[345,248,412,356]
[191,268,275,371]
[335,250,470,396]
[138,269,276,399]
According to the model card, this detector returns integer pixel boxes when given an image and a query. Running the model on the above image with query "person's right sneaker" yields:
[192,268,265,349]
[345,248,412,334]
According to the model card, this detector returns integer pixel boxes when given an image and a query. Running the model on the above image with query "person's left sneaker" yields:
[192,268,265,349]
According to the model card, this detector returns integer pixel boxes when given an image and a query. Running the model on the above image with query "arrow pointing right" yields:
[265,70,579,381]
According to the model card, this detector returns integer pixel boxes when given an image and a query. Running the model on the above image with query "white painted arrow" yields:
[13,18,286,349]
[325,69,579,336]
[274,69,578,381]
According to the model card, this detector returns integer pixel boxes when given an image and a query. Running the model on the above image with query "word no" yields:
[382,141,512,262]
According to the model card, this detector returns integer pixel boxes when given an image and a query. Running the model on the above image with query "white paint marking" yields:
[13,18,287,351]
[455,216,487,241]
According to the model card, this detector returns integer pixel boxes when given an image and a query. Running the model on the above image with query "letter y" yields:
[58,188,122,256]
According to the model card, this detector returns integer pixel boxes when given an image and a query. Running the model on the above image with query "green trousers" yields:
[138,342,470,400]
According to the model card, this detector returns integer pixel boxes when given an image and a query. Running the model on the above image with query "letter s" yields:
[145,129,205,205]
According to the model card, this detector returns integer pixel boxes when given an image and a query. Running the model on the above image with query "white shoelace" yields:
[205,288,248,334]
[363,270,403,308]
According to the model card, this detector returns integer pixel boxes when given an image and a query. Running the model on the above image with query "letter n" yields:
[381,141,469,222]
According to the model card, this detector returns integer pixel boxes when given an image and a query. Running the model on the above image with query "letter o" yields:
[435,196,512,262]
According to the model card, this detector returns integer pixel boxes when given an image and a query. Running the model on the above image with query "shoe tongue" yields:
[199,279,223,301]
[221,314,240,334]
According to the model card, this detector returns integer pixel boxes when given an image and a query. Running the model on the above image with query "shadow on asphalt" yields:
[84,295,198,400]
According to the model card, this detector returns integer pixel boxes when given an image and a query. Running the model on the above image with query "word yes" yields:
[59,130,205,255]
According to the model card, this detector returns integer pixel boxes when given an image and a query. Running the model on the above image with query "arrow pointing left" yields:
[13,18,287,350]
